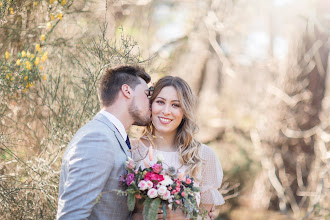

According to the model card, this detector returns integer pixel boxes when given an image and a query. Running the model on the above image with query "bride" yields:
[132,76,225,219]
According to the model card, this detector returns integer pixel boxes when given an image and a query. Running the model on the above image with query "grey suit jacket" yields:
[57,112,131,220]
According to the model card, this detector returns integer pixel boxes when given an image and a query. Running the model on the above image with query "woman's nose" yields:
[162,104,171,115]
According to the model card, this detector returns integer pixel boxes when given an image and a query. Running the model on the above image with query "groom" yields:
[56,65,152,219]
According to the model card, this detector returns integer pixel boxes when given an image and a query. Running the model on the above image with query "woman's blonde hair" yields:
[143,76,202,181]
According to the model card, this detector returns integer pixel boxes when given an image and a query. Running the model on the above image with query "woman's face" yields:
[151,86,184,135]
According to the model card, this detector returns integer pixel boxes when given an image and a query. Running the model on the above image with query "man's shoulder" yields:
[79,114,114,133]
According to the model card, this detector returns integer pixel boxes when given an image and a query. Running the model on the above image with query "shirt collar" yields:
[100,109,127,141]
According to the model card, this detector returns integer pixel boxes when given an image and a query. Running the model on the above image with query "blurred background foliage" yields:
[0,0,329,219]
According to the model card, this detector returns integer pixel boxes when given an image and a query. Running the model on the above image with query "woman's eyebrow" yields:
[156,97,180,102]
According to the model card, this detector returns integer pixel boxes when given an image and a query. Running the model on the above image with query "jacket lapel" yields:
[93,112,131,158]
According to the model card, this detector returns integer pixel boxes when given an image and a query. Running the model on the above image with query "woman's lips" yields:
[158,117,172,124]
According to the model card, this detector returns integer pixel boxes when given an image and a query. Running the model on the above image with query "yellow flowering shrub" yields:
[0,0,73,94]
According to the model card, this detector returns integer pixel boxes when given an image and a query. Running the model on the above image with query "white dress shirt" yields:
[100,109,127,141]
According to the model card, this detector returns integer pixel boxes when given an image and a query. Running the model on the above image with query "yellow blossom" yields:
[35,44,40,52]
[27,51,31,58]
[51,14,55,21]
[9,7,14,14]
[33,2,37,6]
[41,52,48,62]
[42,75,47,80]
[35,57,40,66]
[24,76,28,81]
[50,0,54,4]
[46,22,51,30]
[40,34,46,41]
[39,65,43,71]
[23,88,28,93]
[21,50,26,57]
[16,59,21,65]
[6,73,11,79]
[56,13,63,20]
[31,54,35,58]
[5,51,9,59]
[25,61,32,70]
[61,0,66,6]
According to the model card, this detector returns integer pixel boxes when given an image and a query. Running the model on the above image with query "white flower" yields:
[147,188,158,198]
[157,186,167,196]
[160,175,173,186]
[168,203,172,209]
[157,153,165,162]
[146,180,153,189]
[138,180,148,191]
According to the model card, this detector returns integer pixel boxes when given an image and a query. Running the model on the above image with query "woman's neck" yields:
[153,130,177,152]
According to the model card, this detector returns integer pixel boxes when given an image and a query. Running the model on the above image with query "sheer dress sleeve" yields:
[199,144,225,206]
[131,139,148,164]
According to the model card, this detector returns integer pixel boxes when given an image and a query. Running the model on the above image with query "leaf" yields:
[143,197,152,218]
[127,193,136,211]
[162,201,167,220]
[147,198,161,220]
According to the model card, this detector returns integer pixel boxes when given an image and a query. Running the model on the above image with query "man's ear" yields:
[121,84,132,99]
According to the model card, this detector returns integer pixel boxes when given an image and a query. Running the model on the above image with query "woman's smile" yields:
[158,117,173,124]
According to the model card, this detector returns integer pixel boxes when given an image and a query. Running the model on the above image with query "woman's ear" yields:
[121,84,132,98]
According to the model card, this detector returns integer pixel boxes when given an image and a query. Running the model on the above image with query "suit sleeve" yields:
[57,131,116,219]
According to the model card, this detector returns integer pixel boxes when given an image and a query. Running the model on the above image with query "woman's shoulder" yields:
[130,138,150,162]
[199,143,217,157]
[131,138,149,149]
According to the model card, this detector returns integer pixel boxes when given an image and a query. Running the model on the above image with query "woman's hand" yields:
[208,206,215,220]
[201,204,215,220]
[156,207,187,220]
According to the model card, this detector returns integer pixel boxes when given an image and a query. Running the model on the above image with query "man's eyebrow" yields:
[156,97,180,102]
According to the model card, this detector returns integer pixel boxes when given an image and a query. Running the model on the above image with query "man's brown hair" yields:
[98,65,151,107]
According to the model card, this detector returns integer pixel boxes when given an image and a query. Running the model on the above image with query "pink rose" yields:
[157,186,167,196]
[147,188,158,198]
[161,190,171,200]
[144,172,164,183]
[152,164,162,173]
[146,180,153,189]
[175,200,180,204]
[186,178,191,184]
[181,192,185,197]
[138,180,148,190]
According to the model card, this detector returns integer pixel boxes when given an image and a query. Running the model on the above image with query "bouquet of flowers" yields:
[118,154,207,220]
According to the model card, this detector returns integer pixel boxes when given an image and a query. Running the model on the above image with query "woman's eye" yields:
[173,104,180,108]
[156,100,164,104]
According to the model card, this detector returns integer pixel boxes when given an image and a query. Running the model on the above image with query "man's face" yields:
[129,78,151,126]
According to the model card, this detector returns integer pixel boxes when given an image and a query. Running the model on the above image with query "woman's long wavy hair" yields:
[142,76,202,181]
